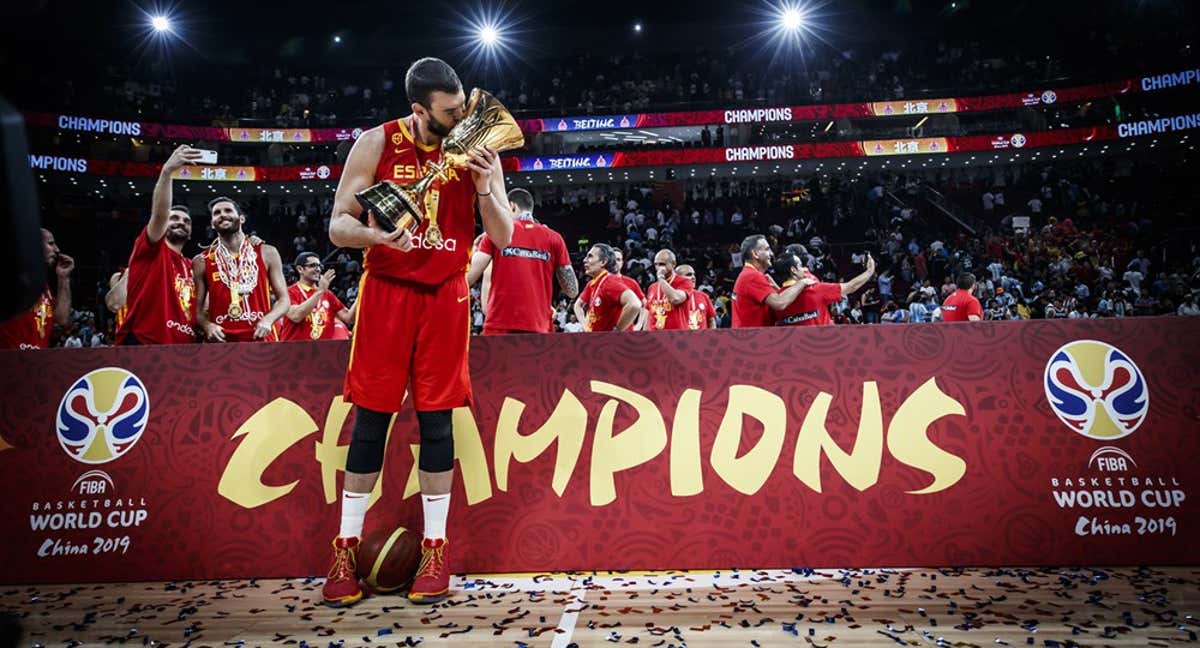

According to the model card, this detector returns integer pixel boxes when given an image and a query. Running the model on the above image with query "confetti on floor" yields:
[1,566,1197,647]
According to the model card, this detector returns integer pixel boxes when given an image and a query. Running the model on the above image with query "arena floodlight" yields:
[634,22,643,33]
[781,8,802,31]
[454,6,526,73]
[480,24,500,46]
[151,15,171,32]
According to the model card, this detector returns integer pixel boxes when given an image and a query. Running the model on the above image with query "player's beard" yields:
[425,112,455,138]
[166,227,190,244]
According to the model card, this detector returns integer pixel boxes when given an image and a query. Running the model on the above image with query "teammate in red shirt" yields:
[732,234,813,328]
[574,244,642,332]
[192,197,289,342]
[323,58,514,607]
[611,248,645,330]
[772,252,875,326]
[467,188,577,334]
[279,253,354,341]
[941,272,984,322]
[116,146,201,346]
[675,264,717,330]
[0,228,73,349]
[644,249,694,331]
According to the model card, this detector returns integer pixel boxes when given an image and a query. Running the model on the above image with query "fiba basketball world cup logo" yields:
[56,367,150,464]
[1044,340,1148,440]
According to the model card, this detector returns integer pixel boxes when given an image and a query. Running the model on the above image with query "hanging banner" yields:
[0,317,1196,584]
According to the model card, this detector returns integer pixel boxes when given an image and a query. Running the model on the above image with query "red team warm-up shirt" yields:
[201,241,275,342]
[732,264,777,328]
[684,290,717,330]
[644,273,695,331]
[580,271,631,332]
[774,280,842,326]
[278,283,350,341]
[479,219,570,333]
[0,288,55,349]
[941,288,983,322]
[616,275,643,331]
[367,117,476,286]
[116,228,195,345]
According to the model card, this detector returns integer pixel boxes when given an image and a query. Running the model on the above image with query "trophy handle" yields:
[412,161,451,195]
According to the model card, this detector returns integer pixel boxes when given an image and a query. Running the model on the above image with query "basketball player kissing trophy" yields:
[355,88,526,244]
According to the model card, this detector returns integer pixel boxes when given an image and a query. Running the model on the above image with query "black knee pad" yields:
[346,406,391,474]
[417,410,454,472]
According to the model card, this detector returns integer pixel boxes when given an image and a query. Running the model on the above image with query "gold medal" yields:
[228,292,243,319]
[425,224,443,245]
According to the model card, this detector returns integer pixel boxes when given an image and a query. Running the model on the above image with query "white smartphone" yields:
[195,149,218,165]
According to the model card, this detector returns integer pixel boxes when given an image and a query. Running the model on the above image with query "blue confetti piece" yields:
[377,629,392,636]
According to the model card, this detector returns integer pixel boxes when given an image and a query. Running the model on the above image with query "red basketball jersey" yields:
[366,117,477,286]
[202,240,274,341]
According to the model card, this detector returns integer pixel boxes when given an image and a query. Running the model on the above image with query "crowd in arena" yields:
[21,141,1198,350]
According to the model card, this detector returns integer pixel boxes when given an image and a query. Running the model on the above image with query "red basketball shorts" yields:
[344,272,472,412]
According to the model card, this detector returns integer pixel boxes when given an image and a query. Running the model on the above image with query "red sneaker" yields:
[321,536,364,607]
[407,538,450,604]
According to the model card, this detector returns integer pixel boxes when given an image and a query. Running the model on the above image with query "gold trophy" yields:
[355,88,526,243]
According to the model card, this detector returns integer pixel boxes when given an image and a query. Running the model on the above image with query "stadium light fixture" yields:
[480,24,500,46]
[781,8,802,31]
[151,15,171,32]
[634,22,643,33]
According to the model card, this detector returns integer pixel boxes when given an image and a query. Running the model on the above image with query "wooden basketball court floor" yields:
[2,566,1197,647]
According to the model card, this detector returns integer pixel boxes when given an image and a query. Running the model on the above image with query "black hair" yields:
[507,188,535,214]
[170,204,190,216]
[207,196,243,216]
[956,272,976,290]
[773,252,802,285]
[294,252,320,268]
[405,57,462,107]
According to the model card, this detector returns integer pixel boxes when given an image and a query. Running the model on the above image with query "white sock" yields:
[338,490,371,539]
[422,492,450,540]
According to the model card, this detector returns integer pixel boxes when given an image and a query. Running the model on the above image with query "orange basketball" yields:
[357,525,421,594]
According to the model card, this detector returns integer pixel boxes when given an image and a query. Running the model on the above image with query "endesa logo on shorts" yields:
[1044,340,1148,441]
[56,367,150,465]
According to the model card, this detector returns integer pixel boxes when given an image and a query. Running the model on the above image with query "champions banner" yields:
[500,122,1163,172]
[27,114,1198,180]
[0,318,1196,584]
[22,68,1200,142]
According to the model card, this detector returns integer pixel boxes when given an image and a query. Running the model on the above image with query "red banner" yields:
[0,317,1196,584]
[25,68,1190,142]
[25,118,1173,179]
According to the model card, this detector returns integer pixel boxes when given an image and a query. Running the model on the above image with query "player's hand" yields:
[465,145,498,194]
[163,145,203,173]
[55,253,75,279]
[202,322,227,343]
[656,266,668,280]
[800,277,818,288]
[253,320,273,340]
[318,269,336,291]
[367,211,414,252]
[865,253,876,275]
